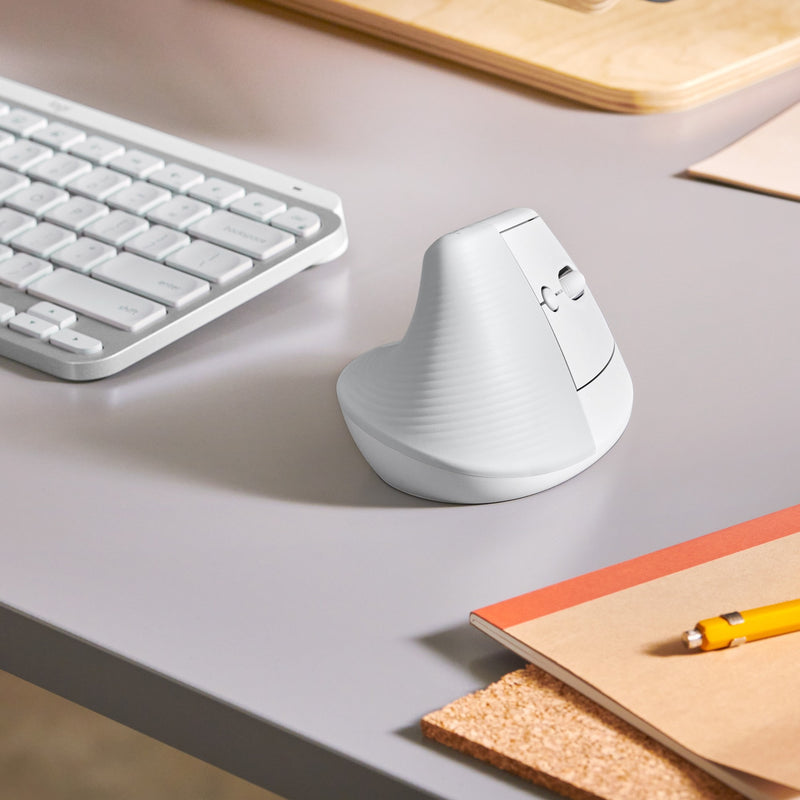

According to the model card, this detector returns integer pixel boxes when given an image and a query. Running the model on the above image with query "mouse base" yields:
[343,348,632,505]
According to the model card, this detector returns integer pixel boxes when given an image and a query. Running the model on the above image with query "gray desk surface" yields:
[1,1,799,798]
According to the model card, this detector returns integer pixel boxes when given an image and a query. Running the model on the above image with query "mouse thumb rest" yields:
[337,209,633,503]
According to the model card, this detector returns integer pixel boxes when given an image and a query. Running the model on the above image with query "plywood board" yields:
[261,0,800,112]
[543,0,620,13]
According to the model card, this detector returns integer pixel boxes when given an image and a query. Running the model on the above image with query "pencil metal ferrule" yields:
[720,611,746,645]
[720,611,744,626]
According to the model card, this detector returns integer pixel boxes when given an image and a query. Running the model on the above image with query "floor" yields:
[0,669,285,800]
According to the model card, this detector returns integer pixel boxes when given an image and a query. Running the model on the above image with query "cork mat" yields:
[421,665,745,800]
[260,0,800,112]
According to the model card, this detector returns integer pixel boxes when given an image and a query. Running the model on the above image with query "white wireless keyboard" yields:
[0,76,348,380]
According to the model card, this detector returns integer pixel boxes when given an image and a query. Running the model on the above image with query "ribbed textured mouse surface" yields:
[338,228,594,477]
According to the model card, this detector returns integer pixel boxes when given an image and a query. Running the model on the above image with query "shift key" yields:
[189,210,294,260]
[28,268,166,332]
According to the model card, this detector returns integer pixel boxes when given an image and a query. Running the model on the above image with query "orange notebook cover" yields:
[470,505,800,800]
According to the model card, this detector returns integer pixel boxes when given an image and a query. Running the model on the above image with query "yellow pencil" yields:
[682,598,800,651]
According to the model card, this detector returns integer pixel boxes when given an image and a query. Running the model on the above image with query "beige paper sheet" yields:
[688,103,800,201]
[508,533,800,789]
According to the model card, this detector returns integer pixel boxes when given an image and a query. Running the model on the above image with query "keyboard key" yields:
[189,210,294,260]
[84,209,148,245]
[28,153,92,187]
[146,196,211,230]
[148,163,204,192]
[124,225,189,261]
[0,140,53,172]
[0,108,47,136]
[189,177,245,208]
[107,180,170,214]
[8,312,58,339]
[28,268,166,332]
[270,207,321,237]
[27,301,76,328]
[44,197,108,231]
[31,122,87,151]
[68,166,131,200]
[166,240,252,284]
[0,131,14,149]
[0,208,36,242]
[93,252,209,308]
[0,253,52,288]
[69,135,124,165]
[50,328,103,355]
[52,237,116,274]
[0,167,30,199]
[0,301,14,323]
[12,222,76,258]
[230,192,286,222]
[108,149,164,178]
[0,244,11,262]
[5,181,69,217]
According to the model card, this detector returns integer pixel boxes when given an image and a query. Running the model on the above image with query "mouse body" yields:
[337,209,632,503]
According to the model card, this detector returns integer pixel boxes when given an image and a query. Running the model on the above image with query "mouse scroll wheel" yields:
[558,267,586,300]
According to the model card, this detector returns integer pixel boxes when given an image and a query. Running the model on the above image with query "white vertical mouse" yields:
[337,209,633,503]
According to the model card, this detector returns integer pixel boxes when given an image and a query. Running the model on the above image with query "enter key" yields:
[93,252,210,308]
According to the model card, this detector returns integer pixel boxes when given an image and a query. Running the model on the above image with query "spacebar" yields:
[28,268,167,332]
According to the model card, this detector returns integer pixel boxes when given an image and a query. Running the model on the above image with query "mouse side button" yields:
[502,217,614,389]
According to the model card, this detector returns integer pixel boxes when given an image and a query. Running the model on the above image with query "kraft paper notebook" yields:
[467,504,800,800]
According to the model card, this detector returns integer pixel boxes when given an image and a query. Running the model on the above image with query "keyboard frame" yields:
[0,76,348,381]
